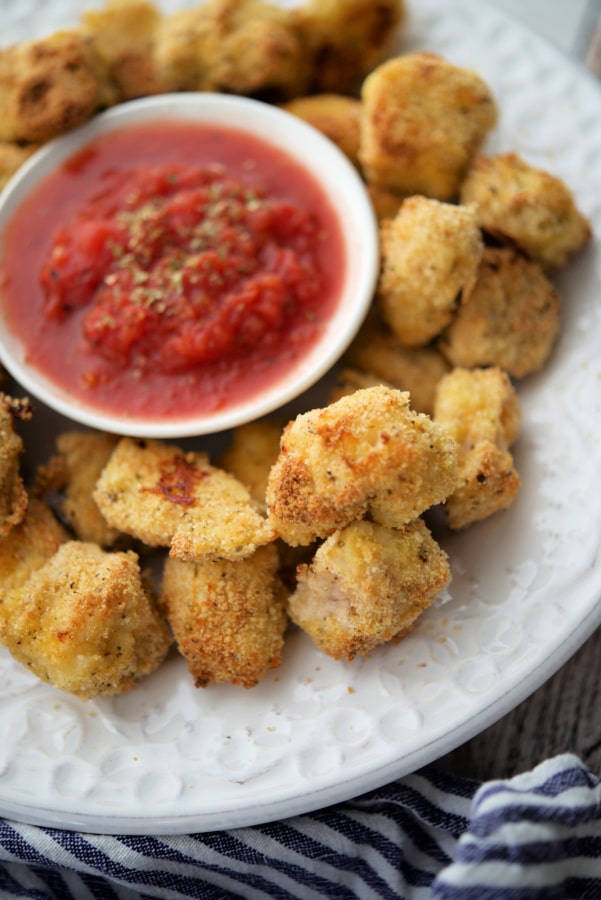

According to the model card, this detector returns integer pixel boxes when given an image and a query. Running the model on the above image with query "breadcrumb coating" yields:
[460,152,591,270]
[0,498,68,607]
[281,94,362,167]
[378,196,484,346]
[288,518,450,660]
[266,386,459,546]
[438,247,561,378]
[359,52,497,200]
[434,367,521,530]
[160,543,288,688]
[218,418,284,511]
[0,393,30,538]
[0,541,173,699]
[94,437,275,561]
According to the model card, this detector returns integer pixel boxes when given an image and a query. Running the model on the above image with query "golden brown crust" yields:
[438,247,561,378]
[460,152,591,270]
[218,418,284,512]
[94,437,275,561]
[0,393,30,537]
[281,94,362,166]
[288,518,450,660]
[377,196,484,346]
[0,498,68,607]
[160,543,288,688]
[265,386,459,546]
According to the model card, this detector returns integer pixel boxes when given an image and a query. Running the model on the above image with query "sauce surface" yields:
[1,120,346,421]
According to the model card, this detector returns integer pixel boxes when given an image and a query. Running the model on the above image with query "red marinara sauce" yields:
[1,121,346,421]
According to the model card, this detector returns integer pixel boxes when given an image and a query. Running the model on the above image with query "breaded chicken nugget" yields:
[460,153,591,270]
[266,386,459,546]
[281,94,362,166]
[94,437,275,561]
[0,498,68,602]
[359,52,497,200]
[218,418,284,511]
[378,197,483,346]
[0,541,172,699]
[288,518,450,660]
[438,247,561,378]
[81,0,164,100]
[51,430,124,548]
[0,141,38,190]
[160,543,287,689]
[434,367,521,530]
[295,0,405,94]
[0,393,30,538]
[0,29,116,144]
[344,316,450,415]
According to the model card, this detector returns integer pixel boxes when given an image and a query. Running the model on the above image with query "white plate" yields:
[1,0,601,835]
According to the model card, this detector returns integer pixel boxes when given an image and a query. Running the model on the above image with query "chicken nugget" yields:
[0,393,30,537]
[218,418,284,511]
[434,366,521,530]
[50,430,124,548]
[460,153,591,270]
[295,0,405,94]
[344,316,450,415]
[378,196,483,346]
[266,386,459,546]
[288,518,450,660]
[0,29,116,144]
[438,247,561,378]
[359,52,497,200]
[0,541,172,699]
[281,94,362,166]
[0,498,68,604]
[81,0,163,100]
[160,543,287,689]
[94,437,275,561]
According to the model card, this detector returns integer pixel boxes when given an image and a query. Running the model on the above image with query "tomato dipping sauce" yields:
[1,120,346,422]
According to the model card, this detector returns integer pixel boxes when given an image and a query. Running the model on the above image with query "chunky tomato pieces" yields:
[41,164,324,374]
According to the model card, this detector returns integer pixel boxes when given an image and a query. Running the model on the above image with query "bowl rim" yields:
[0,92,379,438]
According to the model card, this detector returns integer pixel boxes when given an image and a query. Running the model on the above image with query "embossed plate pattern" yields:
[1,0,601,834]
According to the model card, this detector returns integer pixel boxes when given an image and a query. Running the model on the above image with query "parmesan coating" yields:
[0,498,68,603]
[81,0,164,100]
[0,541,173,700]
[160,543,288,688]
[53,430,124,548]
[294,0,405,94]
[94,437,275,561]
[434,367,521,530]
[460,153,591,270]
[359,52,497,200]
[265,386,459,546]
[438,247,561,378]
[281,94,362,167]
[377,196,484,346]
[288,518,450,660]
[218,418,284,511]
[0,393,29,538]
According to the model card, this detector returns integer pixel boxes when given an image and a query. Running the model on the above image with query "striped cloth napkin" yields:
[0,753,600,898]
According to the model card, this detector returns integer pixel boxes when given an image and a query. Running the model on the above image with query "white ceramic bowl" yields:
[0,93,378,438]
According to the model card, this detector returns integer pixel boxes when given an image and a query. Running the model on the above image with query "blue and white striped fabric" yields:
[0,754,600,899]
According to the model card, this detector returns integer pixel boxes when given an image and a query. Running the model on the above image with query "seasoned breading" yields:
[288,518,450,660]
[281,94,362,166]
[265,386,459,546]
[0,141,38,190]
[460,152,591,270]
[0,393,30,538]
[0,541,172,699]
[294,0,405,94]
[434,367,521,530]
[344,315,450,415]
[81,0,164,100]
[0,498,68,607]
[218,418,284,511]
[51,430,124,547]
[0,29,116,144]
[359,52,497,200]
[160,543,288,688]
[94,437,275,561]
[438,247,561,378]
[377,196,483,346]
